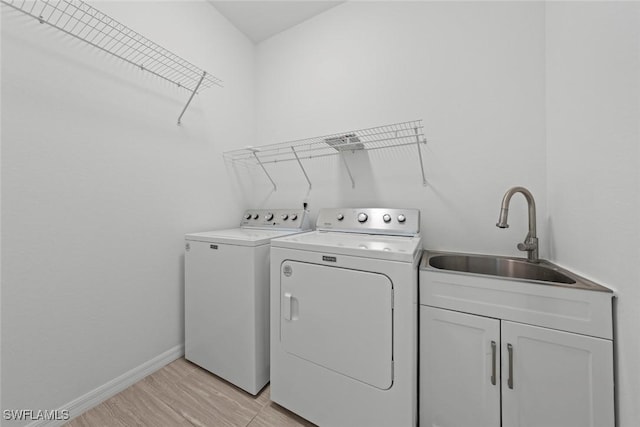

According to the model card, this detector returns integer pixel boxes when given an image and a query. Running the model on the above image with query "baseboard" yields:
[26,344,184,427]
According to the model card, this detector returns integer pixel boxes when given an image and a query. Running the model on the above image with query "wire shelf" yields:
[1,0,223,123]
[224,120,428,190]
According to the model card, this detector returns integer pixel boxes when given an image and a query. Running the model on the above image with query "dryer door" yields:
[280,260,393,390]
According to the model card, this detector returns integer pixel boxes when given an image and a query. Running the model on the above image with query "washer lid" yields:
[271,230,423,262]
[185,228,311,247]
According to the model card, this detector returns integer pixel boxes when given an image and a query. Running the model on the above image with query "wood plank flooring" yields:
[65,358,315,427]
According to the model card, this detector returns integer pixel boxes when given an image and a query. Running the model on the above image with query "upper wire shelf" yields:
[224,120,428,190]
[1,0,223,124]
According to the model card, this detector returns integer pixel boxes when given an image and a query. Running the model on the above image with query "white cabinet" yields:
[420,307,614,427]
[501,321,614,427]
[420,307,500,427]
[420,267,615,427]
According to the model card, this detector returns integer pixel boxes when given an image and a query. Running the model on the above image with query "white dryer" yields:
[185,209,311,395]
[270,208,422,426]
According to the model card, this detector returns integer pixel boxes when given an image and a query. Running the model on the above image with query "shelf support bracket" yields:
[291,147,312,190]
[414,127,428,186]
[252,150,277,191]
[340,152,356,189]
[177,71,206,125]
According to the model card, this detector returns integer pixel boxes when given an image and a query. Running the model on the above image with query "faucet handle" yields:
[517,236,539,264]
[517,237,538,251]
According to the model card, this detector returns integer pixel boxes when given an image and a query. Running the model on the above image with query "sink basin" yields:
[423,252,611,292]
[429,254,575,284]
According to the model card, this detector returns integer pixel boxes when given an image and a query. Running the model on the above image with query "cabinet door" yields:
[502,321,614,427]
[420,306,501,427]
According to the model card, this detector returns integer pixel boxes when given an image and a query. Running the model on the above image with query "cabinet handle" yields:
[507,343,514,389]
[491,341,497,385]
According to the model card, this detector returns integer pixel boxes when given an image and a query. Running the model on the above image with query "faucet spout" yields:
[496,186,539,262]
[496,207,510,228]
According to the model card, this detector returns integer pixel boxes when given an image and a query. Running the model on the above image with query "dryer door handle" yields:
[283,292,293,321]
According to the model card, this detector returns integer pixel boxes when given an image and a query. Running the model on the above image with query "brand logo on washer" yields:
[283,265,292,277]
[322,255,337,262]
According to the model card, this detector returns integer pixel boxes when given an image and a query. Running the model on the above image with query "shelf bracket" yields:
[177,71,206,125]
[291,147,312,190]
[251,150,277,191]
[414,127,428,186]
[340,152,356,189]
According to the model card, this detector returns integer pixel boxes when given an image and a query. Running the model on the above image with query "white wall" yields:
[253,1,547,257]
[1,1,254,424]
[546,3,640,426]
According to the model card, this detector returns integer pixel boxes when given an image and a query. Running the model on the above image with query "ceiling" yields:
[209,1,345,43]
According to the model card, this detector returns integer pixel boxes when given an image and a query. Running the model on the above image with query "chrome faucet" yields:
[496,186,539,263]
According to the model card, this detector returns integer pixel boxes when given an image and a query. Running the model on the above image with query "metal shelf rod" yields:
[291,147,312,190]
[340,152,356,189]
[252,151,277,191]
[178,71,206,125]
[414,127,428,186]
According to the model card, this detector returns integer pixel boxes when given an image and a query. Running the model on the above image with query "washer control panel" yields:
[240,209,309,230]
[316,208,420,236]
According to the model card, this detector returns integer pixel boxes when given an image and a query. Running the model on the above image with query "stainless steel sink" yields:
[423,252,611,292]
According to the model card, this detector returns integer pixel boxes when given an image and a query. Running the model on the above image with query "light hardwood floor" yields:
[65,358,315,427]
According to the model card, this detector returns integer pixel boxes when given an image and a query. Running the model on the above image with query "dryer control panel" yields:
[241,209,310,230]
[316,208,420,236]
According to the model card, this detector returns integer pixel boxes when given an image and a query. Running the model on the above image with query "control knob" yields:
[397,214,406,223]
[244,213,252,220]
[290,214,298,221]
[265,213,274,221]
[252,213,259,220]
[358,213,368,223]
[281,214,289,220]
[382,214,392,223]
[337,213,344,221]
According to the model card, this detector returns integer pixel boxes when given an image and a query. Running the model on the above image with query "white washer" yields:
[185,209,311,395]
[270,208,422,426]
